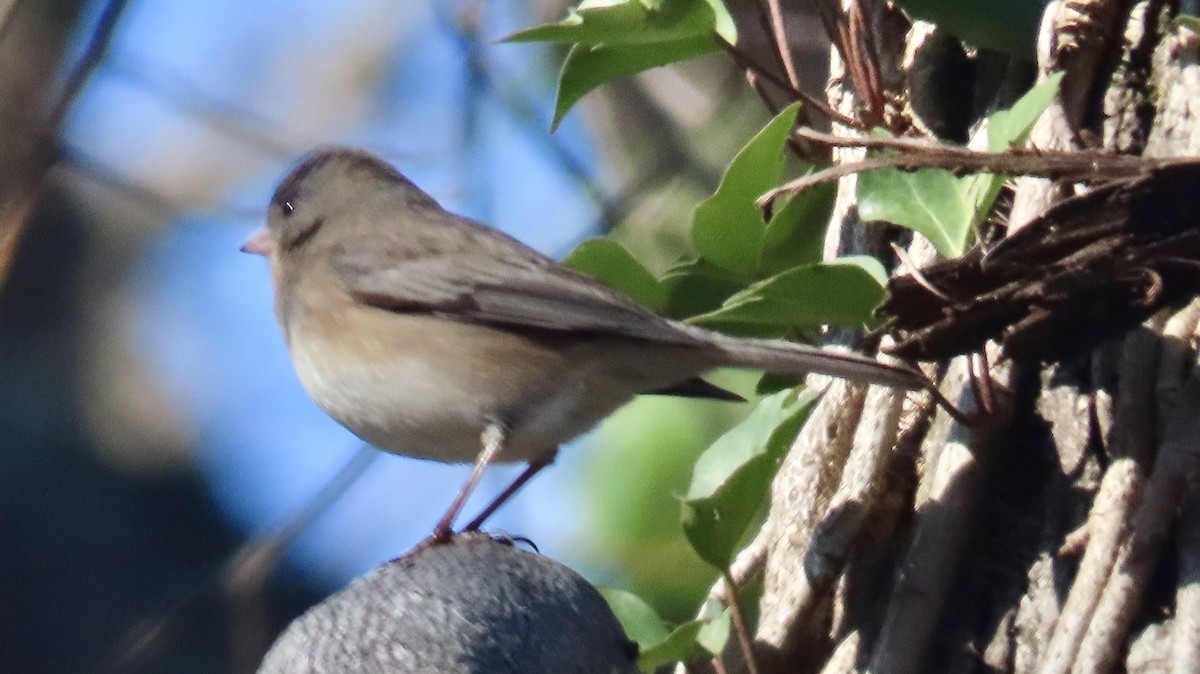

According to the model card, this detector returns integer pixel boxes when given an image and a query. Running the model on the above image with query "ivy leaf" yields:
[681,388,819,568]
[962,72,1064,226]
[702,0,736,43]
[693,102,803,274]
[858,165,973,257]
[860,74,1063,257]
[598,587,707,672]
[695,606,731,655]
[597,587,671,647]
[986,72,1063,152]
[638,621,706,671]
[563,238,668,310]
[686,256,888,330]
[661,257,752,319]
[505,0,719,46]
[552,37,716,129]
[505,0,735,125]
[758,179,835,274]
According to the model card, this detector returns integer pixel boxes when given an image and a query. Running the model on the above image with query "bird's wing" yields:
[330,230,704,346]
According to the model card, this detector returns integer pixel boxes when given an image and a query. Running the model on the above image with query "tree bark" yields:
[699,1,1200,672]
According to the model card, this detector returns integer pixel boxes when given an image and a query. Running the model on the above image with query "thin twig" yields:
[760,131,1197,208]
[47,0,129,131]
[677,533,769,674]
[716,36,798,97]
[745,70,783,116]
[433,5,611,209]
[723,568,761,674]
[889,242,951,301]
[103,56,302,157]
[762,0,801,93]
[843,0,885,125]
[715,35,861,162]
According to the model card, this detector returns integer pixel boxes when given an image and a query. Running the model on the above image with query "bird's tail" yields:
[704,331,925,390]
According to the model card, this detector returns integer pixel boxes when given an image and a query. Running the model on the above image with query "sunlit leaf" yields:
[681,389,819,568]
[597,587,671,646]
[687,256,887,329]
[693,102,803,274]
[563,238,668,310]
[962,72,1064,226]
[505,0,724,46]
[986,72,1063,152]
[858,166,972,257]
[702,0,736,43]
[860,74,1063,257]
[638,620,705,671]
[552,37,716,129]
[507,0,733,126]
[695,606,731,654]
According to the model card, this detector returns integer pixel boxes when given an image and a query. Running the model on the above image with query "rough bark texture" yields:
[695,1,1200,672]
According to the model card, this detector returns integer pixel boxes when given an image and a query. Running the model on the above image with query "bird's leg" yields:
[430,422,508,543]
[463,448,558,532]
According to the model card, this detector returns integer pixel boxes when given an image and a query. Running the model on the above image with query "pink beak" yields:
[240,227,273,256]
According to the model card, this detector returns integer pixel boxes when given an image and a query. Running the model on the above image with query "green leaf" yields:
[505,0,726,46]
[562,238,668,310]
[986,72,1063,152]
[686,257,888,330]
[755,372,802,395]
[552,37,717,129]
[758,178,835,274]
[703,0,736,43]
[596,587,747,671]
[962,72,1064,228]
[661,257,752,319]
[891,0,1042,57]
[507,0,733,126]
[859,74,1063,257]
[638,620,706,671]
[681,389,819,568]
[858,165,972,257]
[1177,15,1200,33]
[597,587,671,646]
[695,606,731,654]
[693,102,803,274]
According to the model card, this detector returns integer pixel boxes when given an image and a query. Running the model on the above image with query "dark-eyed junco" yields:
[243,147,923,540]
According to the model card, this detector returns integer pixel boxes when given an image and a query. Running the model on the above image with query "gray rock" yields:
[257,532,640,674]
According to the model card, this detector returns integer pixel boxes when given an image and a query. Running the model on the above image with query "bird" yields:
[242,147,925,541]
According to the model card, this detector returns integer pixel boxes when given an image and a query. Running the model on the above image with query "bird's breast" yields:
[284,299,616,463]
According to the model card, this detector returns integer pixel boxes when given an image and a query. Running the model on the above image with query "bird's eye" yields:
[283,201,294,214]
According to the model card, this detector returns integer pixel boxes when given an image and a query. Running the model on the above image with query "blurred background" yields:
[0,0,830,671]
